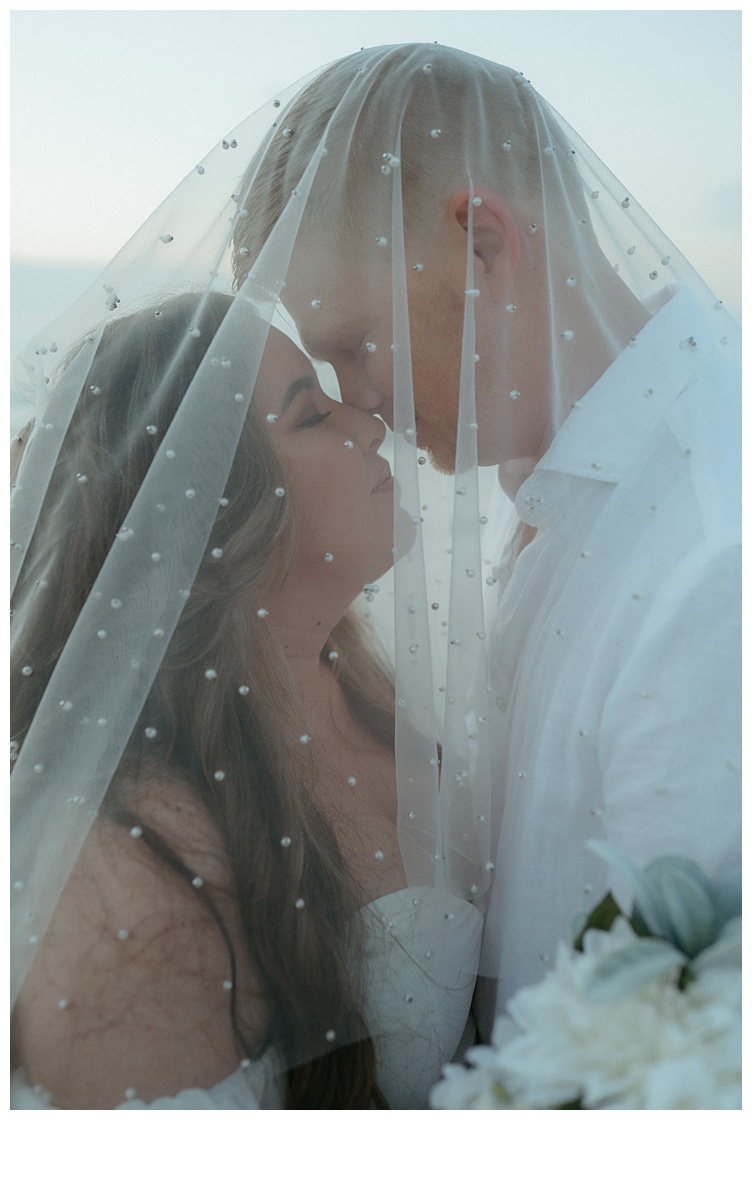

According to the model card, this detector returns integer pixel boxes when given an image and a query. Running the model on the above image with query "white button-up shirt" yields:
[478,289,741,1030]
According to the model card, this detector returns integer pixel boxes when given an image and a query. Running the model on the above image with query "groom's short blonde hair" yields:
[233,44,590,286]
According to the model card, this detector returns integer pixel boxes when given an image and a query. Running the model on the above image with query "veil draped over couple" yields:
[10,44,740,1109]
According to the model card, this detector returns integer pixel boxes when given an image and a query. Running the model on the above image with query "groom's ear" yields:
[445,189,521,304]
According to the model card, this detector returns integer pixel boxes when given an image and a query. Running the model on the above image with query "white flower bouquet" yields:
[432,842,741,1109]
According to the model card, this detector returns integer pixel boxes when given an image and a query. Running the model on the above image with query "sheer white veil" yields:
[228,35,739,903]
[10,43,739,1098]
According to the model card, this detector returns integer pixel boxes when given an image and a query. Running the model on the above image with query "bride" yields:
[10,290,482,1110]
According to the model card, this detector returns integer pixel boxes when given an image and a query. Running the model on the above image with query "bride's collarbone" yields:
[312,739,406,903]
[315,734,398,822]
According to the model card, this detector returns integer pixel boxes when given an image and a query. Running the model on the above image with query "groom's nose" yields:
[335,360,394,429]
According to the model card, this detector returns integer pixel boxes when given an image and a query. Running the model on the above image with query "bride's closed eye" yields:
[296,408,332,429]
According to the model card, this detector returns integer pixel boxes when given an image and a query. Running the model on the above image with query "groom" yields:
[236,46,741,1034]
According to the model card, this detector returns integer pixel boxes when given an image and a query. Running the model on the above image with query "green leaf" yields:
[573,891,623,952]
[628,909,652,939]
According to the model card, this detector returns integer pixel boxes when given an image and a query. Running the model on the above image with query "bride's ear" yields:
[446,189,521,304]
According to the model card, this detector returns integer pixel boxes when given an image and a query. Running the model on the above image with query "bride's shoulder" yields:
[53,768,234,927]
[115,768,232,881]
[12,771,267,1109]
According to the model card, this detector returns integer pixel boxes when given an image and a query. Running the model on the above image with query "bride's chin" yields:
[392,503,417,562]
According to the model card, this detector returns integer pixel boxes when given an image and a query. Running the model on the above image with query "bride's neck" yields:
[263,575,356,724]
[267,617,341,734]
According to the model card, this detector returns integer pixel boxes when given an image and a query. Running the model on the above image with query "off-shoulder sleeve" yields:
[11,1052,286,1110]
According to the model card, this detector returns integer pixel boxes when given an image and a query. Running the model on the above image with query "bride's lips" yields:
[371,462,394,492]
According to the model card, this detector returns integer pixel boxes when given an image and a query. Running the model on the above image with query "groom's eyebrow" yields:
[280,376,316,412]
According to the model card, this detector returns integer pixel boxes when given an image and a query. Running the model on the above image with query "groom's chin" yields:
[428,453,454,476]
[414,414,457,476]
[420,434,457,476]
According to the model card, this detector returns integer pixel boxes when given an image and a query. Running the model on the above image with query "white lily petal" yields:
[707,872,742,932]
[585,939,686,1003]
[692,916,742,975]
[652,863,716,957]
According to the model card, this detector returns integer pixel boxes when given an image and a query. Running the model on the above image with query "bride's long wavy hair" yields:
[10,292,393,1108]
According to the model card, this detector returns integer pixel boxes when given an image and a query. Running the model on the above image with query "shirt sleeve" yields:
[598,539,741,900]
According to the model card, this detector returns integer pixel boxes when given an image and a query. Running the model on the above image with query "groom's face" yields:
[285,235,469,475]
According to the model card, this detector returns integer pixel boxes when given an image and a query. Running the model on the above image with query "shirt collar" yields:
[512,288,717,526]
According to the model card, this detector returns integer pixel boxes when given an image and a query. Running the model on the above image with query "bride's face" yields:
[253,329,395,607]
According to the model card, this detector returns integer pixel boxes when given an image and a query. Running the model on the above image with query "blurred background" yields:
[10,6,741,430]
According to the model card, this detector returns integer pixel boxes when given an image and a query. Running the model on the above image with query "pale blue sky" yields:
[10,7,742,311]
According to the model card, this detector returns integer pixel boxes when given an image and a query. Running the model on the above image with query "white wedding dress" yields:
[11,887,482,1110]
